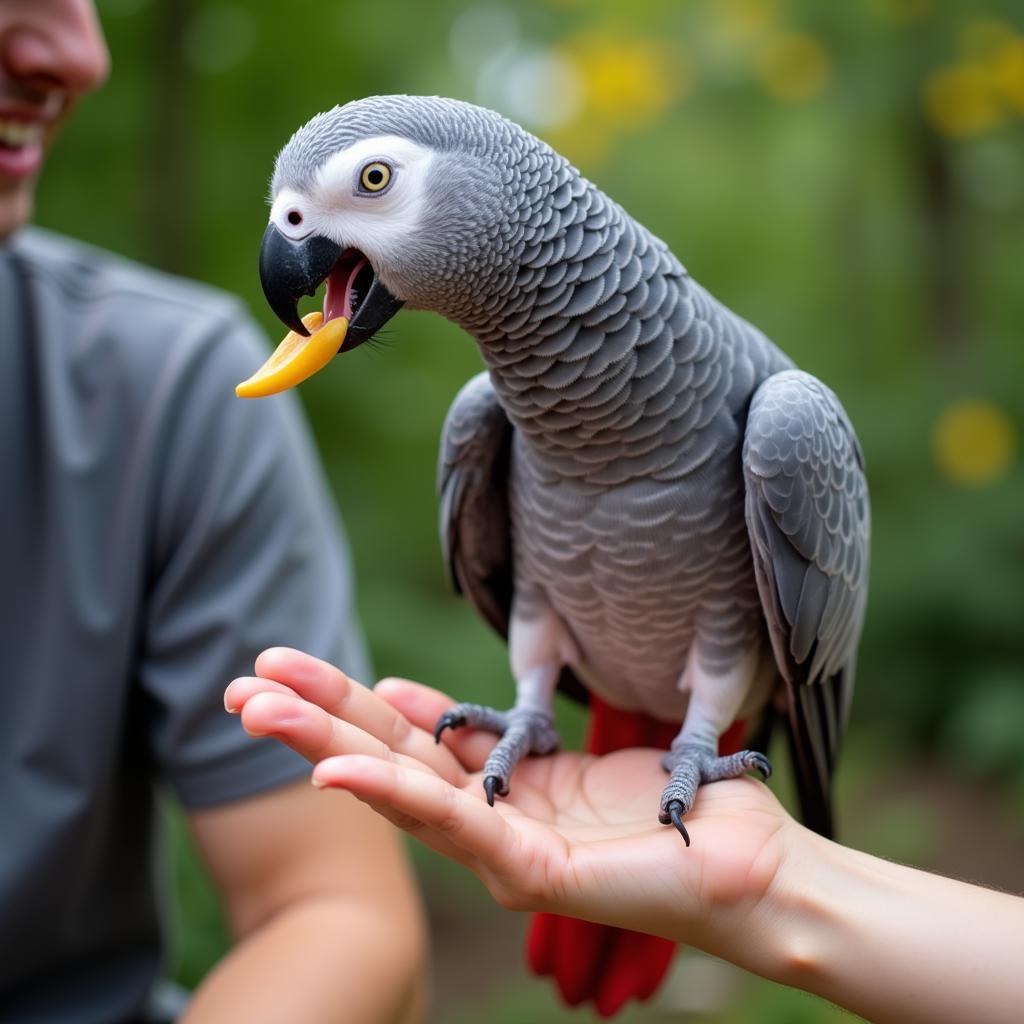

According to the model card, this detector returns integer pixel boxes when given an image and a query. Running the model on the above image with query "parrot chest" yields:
[508,444,764,718]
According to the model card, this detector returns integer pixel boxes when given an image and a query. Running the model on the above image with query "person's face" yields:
[0,0,108,241]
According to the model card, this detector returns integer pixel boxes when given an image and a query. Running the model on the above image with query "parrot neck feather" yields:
[457,176,789,485]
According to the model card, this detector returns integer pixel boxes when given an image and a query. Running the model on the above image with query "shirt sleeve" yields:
[138,307,372,809]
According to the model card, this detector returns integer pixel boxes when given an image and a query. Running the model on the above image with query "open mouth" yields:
[0,118,45,178]
[240,227,405,398]
[323,248,375,324]
[0,119,42,148]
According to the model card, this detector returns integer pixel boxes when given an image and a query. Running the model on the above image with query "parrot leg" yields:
[435,599,572,804]
[658,645,773,845]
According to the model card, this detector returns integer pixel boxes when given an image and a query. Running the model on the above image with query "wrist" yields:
[743,823,907,1013]
[728,820,854,989]
[678,814,817,981]
[710,818,1024,1024]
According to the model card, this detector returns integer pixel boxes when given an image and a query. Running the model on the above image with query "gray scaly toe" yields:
[434,703,559,804]
[658,742,772,845]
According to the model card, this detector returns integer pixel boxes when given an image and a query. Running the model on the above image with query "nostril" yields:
[287,210,302,226]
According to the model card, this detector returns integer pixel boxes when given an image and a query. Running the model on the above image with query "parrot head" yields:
[239,95,551,397]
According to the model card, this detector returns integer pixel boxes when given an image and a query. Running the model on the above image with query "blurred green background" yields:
[39,0,1024,1019]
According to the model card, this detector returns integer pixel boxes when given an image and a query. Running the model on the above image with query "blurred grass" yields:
[41,0,1024,1019]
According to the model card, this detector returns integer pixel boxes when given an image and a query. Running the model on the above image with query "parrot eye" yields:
[286,210,303,226]
[358,161,392,194]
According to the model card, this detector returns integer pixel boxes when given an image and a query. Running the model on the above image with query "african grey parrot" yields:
[244,94,869,1011]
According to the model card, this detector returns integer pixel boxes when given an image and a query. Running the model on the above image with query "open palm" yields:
[225,648,796,946]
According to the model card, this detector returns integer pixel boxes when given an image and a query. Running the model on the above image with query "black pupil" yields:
[287,210,302,225]
[367,168,384,186]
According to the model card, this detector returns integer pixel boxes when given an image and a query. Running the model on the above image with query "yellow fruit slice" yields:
[236,312,348,398]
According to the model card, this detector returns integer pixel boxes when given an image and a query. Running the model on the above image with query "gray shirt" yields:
[0,229,370,1023]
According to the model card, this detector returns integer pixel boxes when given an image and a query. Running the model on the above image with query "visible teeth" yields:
[0,120,43,147]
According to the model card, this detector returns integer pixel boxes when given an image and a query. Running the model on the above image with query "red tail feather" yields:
[526,693,746,1016]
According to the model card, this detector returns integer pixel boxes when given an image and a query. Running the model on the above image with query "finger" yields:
[373,678,499,772]
[253,648,469,785]
[224,675,297,714]
[313,754,520,873]
[351,794,479,872]
[240,691,405,768]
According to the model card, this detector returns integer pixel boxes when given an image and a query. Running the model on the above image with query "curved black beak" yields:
[259,224,341,337]
[258,224,405,349]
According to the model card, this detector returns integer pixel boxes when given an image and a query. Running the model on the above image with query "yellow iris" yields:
[360,162,391,192]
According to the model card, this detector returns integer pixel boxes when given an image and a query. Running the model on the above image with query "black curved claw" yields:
[434,710,466,744]
[751,753,773,781]
[668,801,691,846]
[483,775,501,807]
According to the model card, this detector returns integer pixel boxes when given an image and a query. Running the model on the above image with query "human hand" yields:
[225,649,797,951]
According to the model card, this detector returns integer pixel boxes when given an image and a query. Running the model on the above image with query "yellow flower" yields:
[923,63,1004,138]
[990,36,1024,114]
[958,18,1024,113]
[550,30,691,166]
[755,32,831,102]
[565,32,688,127]
[933,399,1017,487]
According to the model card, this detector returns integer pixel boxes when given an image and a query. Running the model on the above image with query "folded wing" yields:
[744,370,870,837]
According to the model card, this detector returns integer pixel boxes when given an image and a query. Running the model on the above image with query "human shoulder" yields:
[13,226,245,321]
[12,227,267,376]
[10,228,275,430]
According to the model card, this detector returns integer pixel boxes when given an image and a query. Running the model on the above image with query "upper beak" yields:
[259,223,341,337]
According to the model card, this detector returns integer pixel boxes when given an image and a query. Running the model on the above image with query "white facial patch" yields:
[269,135,434,263]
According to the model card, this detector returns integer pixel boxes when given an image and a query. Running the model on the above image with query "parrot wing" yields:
[438,371,515,639]
[743,370,870,839]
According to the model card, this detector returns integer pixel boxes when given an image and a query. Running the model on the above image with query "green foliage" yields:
[941,667,1024,783]
[39,0,1024,1017]
[161,800,230,990]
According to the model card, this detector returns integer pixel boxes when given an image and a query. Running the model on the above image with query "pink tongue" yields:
[323,263,349,324]
[323,255,370,324]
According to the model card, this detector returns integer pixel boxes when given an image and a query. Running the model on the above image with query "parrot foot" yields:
[434,703,559,805]
[433,703,510,742]
[658,742,772,845]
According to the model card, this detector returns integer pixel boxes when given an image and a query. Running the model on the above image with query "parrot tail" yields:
[525,692,746,1017]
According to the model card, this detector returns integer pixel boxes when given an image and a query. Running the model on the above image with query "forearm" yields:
[183,898,425,1024]
[738,827,1024,1024]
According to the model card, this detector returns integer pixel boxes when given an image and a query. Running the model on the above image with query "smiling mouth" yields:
[0,119,44,148]
[0,93,63,178]
[0,117,46,179]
